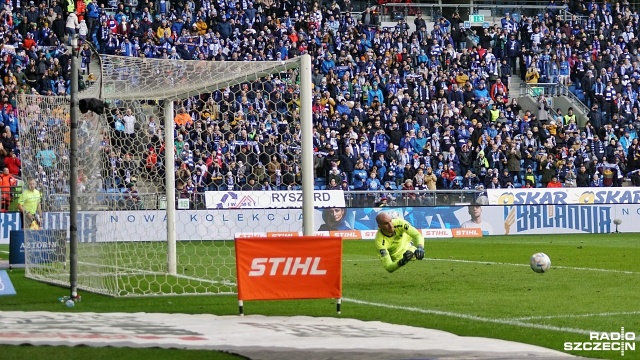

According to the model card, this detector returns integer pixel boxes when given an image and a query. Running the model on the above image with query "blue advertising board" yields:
[9,230,67,266]
[0,270,16,296]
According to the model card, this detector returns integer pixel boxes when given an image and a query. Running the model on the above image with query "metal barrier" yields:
[45,189,486,211]
[46,192,164,211]
[518,82,561,119]
[380,3,572,22]
[558,84,591,115]
[519,82,559,98]
[341,189,484,207]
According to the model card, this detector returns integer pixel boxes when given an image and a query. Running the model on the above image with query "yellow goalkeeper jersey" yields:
[375,218,424,272]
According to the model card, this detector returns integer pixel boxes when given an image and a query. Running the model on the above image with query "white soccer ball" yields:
[530,253,551,273]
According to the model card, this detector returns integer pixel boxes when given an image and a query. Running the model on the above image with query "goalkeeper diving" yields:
[375,212,425,273]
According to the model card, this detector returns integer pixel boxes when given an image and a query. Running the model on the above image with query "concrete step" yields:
[508,77,523,100]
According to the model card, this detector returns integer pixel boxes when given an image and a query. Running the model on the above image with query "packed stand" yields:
[3,0,640,210]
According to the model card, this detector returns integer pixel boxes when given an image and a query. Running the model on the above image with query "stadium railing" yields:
[44,189,486,211]
[380,3,572,22]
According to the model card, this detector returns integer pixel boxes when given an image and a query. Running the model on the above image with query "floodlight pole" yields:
[69,36,79,299]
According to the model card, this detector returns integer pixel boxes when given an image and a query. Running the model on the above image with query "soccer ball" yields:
[530,253,551,273]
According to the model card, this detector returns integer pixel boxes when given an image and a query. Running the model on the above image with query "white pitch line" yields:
[0,251,8,254]
[429,258,640,274]
[342,297,595,335]
[509,311,640,321]
[346,257,640,274]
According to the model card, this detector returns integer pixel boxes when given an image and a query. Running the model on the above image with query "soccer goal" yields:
[17,53,314,297]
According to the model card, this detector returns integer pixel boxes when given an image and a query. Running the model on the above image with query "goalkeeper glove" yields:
[398,250,414,267]
[414,245,425,260]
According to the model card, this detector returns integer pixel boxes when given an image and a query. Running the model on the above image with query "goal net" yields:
[18,53,312,296]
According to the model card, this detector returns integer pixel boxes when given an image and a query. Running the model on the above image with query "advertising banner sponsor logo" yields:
[266,231,299,238]
[205,190,345,209]
[0,212,21,245]
[497,205,612,234]
[360,230,378,239]
[452,228,483,238]
[313,231,332,237]
[488,188,640,205]
[28,204,640,244]
[328,230,360,239]
[235,233,267,238]
[422,229,453,238]
[235,237,342,301]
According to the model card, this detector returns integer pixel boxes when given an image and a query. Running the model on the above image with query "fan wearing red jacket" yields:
[490,78,508,102]
[547,175,563,188]
[440,163,456,189]
[4,150,20,176]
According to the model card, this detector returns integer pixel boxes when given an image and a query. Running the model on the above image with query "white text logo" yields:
[564,328,636,356]
[248,257,327,276]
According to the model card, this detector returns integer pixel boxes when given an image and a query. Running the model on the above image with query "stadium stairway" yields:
[512,75,590,128]
[508,76,523,100]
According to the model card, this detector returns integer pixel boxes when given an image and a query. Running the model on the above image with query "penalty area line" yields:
[508,311,640,322]
[342,297,594,335]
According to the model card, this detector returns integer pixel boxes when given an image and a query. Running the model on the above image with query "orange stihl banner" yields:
[235,236,343,301]
[452,228,483,238]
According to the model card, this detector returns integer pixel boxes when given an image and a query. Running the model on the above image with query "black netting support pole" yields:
[69,37,80,300]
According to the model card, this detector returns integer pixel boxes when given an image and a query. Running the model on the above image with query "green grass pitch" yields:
[1,233,639,360]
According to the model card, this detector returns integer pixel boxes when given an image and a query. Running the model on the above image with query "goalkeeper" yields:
[375,212,425,273]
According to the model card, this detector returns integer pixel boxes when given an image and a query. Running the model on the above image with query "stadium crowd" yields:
[2,0,640,208]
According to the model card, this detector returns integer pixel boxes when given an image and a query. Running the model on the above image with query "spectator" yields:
[523,166,536,187]
[174,107,193,127]
[4,150,20,176]
[122,184,142,209]
[547,175,563,188]
[590,173,603,187]
[440,163,456,189]
[65,11,79,45]
[0,167,17,211]
[424,166,437,190]
[525,65,540,84]
[9,0,640,209]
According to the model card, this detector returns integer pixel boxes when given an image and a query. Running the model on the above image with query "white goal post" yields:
[18,53,314,297]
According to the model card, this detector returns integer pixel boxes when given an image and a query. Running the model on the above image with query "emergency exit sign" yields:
[469,15,484,23]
